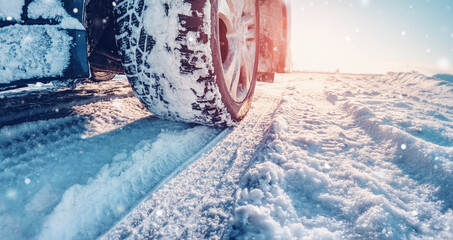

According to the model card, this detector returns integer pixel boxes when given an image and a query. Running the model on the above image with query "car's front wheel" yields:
[114,0,258,126]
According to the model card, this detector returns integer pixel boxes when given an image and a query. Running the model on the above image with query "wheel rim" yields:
[218,0,257,103]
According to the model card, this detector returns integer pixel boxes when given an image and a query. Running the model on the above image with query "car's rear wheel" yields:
[90,69,117,81]
[114,0,258,126]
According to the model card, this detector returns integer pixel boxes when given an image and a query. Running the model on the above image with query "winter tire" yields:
[90,70,117,81]
[114,0,259,126]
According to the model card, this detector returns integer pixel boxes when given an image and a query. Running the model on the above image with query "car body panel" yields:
[0,0,89,90]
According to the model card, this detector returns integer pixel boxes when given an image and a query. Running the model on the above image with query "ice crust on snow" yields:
[231,72,453,239]
[0,25,72,84]
[0,0,24,21]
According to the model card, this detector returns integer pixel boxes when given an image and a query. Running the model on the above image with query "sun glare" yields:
[291,0,453,75]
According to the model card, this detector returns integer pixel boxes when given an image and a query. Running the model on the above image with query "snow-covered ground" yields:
[230,72,453,239]
[0,72,452,239]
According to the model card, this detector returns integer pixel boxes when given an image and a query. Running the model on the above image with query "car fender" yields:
[0,0,89,89]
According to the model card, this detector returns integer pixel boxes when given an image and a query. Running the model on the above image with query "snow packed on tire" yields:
[115,0,234,126]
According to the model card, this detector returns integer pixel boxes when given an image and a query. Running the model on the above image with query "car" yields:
[0,0,291,126]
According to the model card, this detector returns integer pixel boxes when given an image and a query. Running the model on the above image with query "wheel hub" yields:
[218,0,257,103]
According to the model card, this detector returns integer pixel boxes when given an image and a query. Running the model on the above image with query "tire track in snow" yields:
[333,75,453,209]
[1,76,223,240]
[101,85,284,239]
[228,73,452,239]
[36,124,222,240]
[0,78,135,127]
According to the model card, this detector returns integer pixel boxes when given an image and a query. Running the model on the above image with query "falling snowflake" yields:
[116,205,125,213]
[6,189,18,199]
[360,0,370,6]
[437,57,450,69]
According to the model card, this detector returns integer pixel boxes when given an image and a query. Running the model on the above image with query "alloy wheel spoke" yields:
[241,45,253,90]
[229,60,241,99]
[219,0,256,102]
[218,0,237,33]
[245,28,256,41]
[242,11,255,26]
[223,39,240,89]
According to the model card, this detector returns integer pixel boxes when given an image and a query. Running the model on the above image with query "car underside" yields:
[0,0,291,126]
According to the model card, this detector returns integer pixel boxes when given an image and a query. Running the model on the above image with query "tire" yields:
[114,0,259,126]
[90,70,117,81]
[276,41,287,73]
[276,3,291,74]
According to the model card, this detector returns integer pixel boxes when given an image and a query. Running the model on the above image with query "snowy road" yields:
[1,73,452,239]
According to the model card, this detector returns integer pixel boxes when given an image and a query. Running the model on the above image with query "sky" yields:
[291,0,453,75]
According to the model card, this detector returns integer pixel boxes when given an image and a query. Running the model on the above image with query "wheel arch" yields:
[83,0,113,55]
[84,0,124,75]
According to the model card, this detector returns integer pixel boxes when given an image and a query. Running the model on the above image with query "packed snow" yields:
[101,87,283,239]
[0,72,452,239]
[230,72,453,239]
[0,78,223,239]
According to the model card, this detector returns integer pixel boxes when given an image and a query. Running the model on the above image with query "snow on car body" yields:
[0,0,291,126]
[0,0,88,86]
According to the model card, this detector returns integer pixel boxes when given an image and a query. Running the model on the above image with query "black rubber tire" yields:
[276,39,287,73]
[114,0,258,126]
[90,70,117,81]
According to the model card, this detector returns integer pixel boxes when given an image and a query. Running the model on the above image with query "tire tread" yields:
[114,0,236,126]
